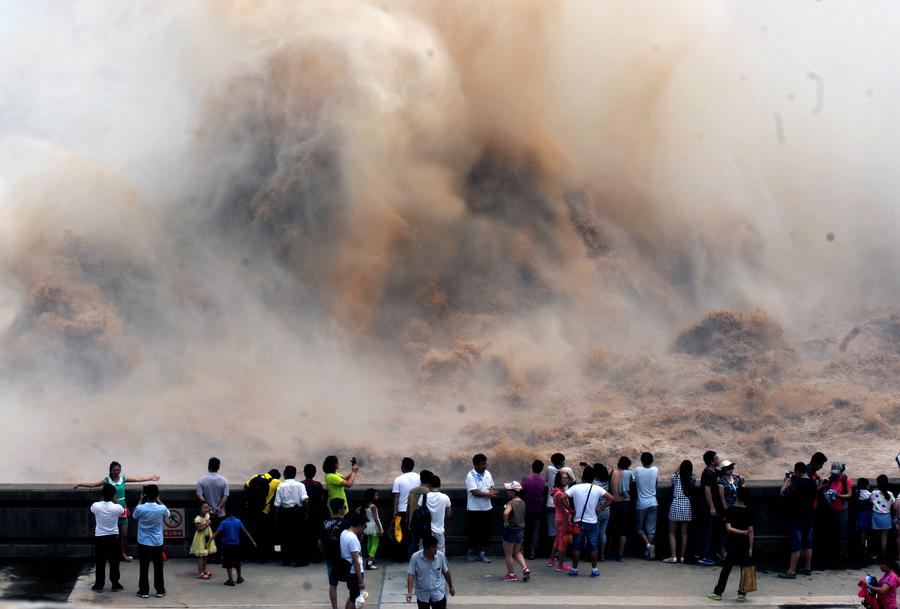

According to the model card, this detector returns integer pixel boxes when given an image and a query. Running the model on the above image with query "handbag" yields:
[570,485,594,536]
[393,515,403,543]
[740,565,757,593]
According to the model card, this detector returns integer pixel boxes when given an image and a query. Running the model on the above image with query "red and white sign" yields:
[163,508,184,539]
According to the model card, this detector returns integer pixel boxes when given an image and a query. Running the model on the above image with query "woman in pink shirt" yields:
[867,559,900,609]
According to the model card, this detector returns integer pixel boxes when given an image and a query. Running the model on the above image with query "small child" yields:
[208,515,257,586]
[501,481,530,582]
[360,488,383,570]
[190,503,217,579]
[855,478,873,563]
[865,560,900,609]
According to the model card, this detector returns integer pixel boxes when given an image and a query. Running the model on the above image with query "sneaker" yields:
[590,567,600,577]
[137,592,150,598]
[110,584,124,592]
[697,557,717,566]
[644,545,651,559]
[649,544,656,560]
[467,550,477,562]
[737,593,746,602]
[547,559,555,568]
[368,562,378,570]
[502,573,518,582]
[523,568,530,581]
[156,592,166,598]
[778,572,797,579]
[236,576,245,584]
[662,557,678,563]
[569,568,579,577]
[224,580,236,587]
[708,593,722,601]
[478,551,491,563]
[615,556,624,562]
[678,557,685,563]
[798,568,812,575]
[91,586,103,593]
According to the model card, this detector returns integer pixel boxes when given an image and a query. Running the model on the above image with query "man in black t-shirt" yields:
[319,498,350,609]
[778,462,817,578]
[698,450,723,565]
[709,487,754,601]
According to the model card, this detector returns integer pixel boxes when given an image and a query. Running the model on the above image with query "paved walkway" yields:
[65,557,863,608]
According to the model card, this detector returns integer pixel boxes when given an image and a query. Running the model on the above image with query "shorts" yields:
[856,511,873,531]
[787,519,813,552]
[502,528,524,544]
[346,574,361,600]
[609,501,631,538]
[220,544,240,570]
[872,512,893,531]
[573,521,599,552]
[546,508,557,537]
[325,560,339,587]
[634,506,658,538]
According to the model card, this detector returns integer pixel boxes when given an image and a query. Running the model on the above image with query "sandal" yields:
[203,570,213,577]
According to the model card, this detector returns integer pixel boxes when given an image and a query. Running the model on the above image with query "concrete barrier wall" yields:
[0,481,893,557]
[0,481,833,559]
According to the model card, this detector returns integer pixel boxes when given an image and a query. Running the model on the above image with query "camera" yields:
[784,471,792,478]
[351,457,357,467]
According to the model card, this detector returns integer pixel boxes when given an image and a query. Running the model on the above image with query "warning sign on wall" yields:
[163,508,184,539]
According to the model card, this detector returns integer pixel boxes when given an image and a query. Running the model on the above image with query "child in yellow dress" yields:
[190,503,216,579]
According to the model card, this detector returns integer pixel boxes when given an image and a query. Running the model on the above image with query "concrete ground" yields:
[60,557,868,609]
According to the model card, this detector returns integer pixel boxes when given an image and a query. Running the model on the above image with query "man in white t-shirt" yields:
[465,453,497,563]
[392,457,421,558]
[339,513,366,609]
[565,466,612,577]
[633,452,659,560]
[91,483,126,592]
[418,475,453,553]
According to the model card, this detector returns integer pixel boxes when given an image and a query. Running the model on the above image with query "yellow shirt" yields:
[245,474,282,514]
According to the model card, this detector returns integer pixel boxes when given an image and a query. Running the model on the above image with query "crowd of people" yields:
[76,450,900,608]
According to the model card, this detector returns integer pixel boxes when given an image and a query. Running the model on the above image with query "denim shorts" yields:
[573,521,600,552]
[787,519,813,552]
[502,528,525,544]
[325,560,339,587]
[634,506,658,537]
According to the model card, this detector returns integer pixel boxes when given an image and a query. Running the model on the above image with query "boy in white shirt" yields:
[339,513,366,609]
[419,475,453,553]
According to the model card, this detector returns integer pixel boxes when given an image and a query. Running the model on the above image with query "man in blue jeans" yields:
[132,485,173,598]
[565,466,613,577]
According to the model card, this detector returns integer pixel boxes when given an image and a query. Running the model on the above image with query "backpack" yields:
[322,517,348,560]
[823,475,848,506]
[245,474,271,513]
[410,492,432,538]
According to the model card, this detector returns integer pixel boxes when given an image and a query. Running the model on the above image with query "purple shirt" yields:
[521,474,546,514]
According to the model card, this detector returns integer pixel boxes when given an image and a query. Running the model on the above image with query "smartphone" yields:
[351,457,357,467]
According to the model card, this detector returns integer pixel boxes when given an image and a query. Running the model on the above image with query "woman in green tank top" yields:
[74,461,160,561]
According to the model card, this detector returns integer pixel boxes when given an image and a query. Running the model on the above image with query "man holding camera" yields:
[778,462,817,578]
[132,484,174,598]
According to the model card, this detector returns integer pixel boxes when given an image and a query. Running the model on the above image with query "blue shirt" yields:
[132,503,170,547]
[217,516,243,545]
